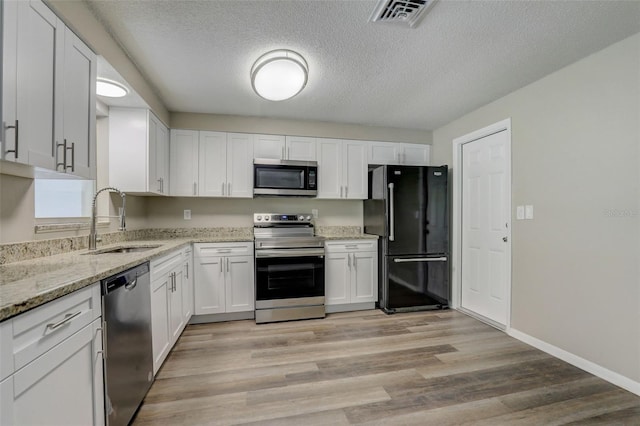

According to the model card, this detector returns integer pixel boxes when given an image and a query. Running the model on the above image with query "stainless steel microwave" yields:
[253,159,318,197]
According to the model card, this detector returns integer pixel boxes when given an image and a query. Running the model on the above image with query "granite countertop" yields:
[314,226,379,240]
[0,234,254,322]
[319,234,379,240]
[0,225,376,322]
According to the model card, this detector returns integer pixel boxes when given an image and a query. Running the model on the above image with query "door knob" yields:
[502,236,508,242]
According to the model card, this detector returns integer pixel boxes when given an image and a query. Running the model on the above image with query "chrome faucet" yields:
[89,187,126,250]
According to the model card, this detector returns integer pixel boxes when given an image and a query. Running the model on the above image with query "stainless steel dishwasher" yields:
[102,262,154,426]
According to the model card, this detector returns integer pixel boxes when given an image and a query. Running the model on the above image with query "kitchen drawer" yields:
[194,242,253,257]
[4,283,100,375]
[151,249,183,281]
[325,240,378,253]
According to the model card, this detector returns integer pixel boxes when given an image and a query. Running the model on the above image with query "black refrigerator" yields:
[364,165,449,313]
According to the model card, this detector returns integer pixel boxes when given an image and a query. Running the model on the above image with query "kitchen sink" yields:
[83,245,161,255]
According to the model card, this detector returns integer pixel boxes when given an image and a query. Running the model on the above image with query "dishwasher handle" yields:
[102,262,150,294]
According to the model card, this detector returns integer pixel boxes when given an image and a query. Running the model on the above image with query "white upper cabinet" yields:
[109,108,169,195]
[401,143,430,166]
[169,129,199,196]
[198,131,227,197]
[368,141,401,165]
[368,141,430,166]
[169,130,254,198]
[317,138,367,199]
[61,27,96,179]
[253,134,285,159]
[285,136,316,161]
[254,134,316,161]
[226,133,254,198]
[2,0,96,178]
[343,140,367,199]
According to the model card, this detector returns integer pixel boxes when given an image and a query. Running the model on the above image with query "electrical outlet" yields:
[184,209,191,220]
[311,209,318,218]
[525,205,534,220]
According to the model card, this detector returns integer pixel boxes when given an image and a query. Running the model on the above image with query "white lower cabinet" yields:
[194,242,255,315]
[182,247,194,323]
[0,284,104,426]
[150,247,192,374]
[325,240,378,310]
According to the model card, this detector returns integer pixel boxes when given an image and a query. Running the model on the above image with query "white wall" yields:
[432,33,640,382]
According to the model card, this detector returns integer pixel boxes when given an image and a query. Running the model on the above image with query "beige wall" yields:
[431,33,640,381]
[171,112,432,144]
[0,174,35,243]
[145,197,362,229]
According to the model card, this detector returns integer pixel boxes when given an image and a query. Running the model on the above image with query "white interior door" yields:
[461,129,510,326]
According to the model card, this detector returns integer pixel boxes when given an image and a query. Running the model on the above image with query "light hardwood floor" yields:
[133,310,640,425]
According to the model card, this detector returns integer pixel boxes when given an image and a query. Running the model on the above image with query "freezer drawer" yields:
[381,255,449,312]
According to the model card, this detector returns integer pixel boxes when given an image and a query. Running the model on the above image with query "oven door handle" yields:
[255,248,325,258]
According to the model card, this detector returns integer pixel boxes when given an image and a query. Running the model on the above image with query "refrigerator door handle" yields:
[393,257,448,263]
[388,183,395,241]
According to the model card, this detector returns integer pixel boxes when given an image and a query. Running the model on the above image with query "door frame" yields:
[451,118,512,329]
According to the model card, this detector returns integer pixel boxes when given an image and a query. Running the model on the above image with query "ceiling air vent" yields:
[369,0,437,28]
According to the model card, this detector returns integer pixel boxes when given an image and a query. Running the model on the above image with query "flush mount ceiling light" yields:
[251,49,308,101]
[96,78,129,98]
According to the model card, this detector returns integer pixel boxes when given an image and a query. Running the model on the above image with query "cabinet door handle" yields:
[99,321,107,359]
[220,259,223,273]
[56,141,66,170]
[193,182,197,196]
[228,182,231,196]
[353,254,357,268]
[287,146,290,159]
[347,253,351,268]
[4,119,19,159]
[226,257,230,273]
[66,141,75,172]
[222,182,225,196]
[47,311,82,331]
[157,178,162,192]
[185,262,189,279]
[345,244,358,249]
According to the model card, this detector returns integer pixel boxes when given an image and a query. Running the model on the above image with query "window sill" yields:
[34,221,110,234]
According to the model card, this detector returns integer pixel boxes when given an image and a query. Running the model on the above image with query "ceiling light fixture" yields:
[251,49,308,101]
[96,78,129,98]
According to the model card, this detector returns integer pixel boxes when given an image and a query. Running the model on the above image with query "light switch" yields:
[525,205,534,219]
[184,209,191,220]
[516,206,525,220]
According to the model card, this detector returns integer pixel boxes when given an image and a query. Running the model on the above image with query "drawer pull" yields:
[46,311,82,331]
[345,245,358,249]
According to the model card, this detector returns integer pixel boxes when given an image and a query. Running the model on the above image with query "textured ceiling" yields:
[85,0,640,131]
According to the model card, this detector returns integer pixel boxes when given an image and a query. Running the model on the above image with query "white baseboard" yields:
[508,328,640,396]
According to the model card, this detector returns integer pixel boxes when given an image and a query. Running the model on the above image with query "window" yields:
[35,179,95,219]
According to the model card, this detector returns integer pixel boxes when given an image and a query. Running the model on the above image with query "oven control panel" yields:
[254,213,313,224]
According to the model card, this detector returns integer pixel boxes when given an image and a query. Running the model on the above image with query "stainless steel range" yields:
[254,213,325,324]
